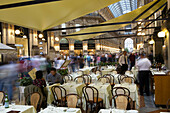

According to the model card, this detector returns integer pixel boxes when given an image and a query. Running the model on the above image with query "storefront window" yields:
[124,38,133,52]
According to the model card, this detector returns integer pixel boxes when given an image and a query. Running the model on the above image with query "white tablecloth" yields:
[39,106,81,113]
[0,105,36,113]
[99,109,138,113]
[114,84,139,108]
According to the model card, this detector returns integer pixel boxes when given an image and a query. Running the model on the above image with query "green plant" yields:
[58,69,68,76]
[18,77,33,86]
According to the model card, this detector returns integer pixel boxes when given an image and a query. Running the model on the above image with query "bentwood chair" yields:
[83,74,92,85]
[112,71,117,75]
[112,94,133,110]
[63,75,73,83]
[82,86,103,113]
[121,76,135,84]
[25,92,43,112]
[0,91,5,104]
[62,93,82,109]
[112,87,130,97]
[104,74,115,86]
[117,74,127,84]
[98,76,110,84]
[125,71,133,75]
[167,98,170,111]
[51,86,67,106]
[74,76,86,84]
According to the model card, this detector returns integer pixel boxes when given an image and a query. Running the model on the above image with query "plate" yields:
[66,108,76,112]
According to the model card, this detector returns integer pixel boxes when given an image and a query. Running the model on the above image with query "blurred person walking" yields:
[129,52,136,70]
[87,54,91,67]
[119,51,128,74]
[137,53,151,96]
[79,54,84,69]
[101,54,107,63]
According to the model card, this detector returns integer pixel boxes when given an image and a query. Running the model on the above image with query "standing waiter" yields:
[137,52,151,96]
[119,51,128,74]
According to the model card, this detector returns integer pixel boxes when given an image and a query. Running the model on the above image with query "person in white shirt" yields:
[137,52,151,96]
[119,51,128,74]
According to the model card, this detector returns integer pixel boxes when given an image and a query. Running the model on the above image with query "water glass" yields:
[11,101,16,108]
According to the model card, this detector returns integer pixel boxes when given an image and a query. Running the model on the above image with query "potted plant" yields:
[57,68,68,76]
[18,77,33,93]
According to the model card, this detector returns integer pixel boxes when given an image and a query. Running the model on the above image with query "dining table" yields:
[39,106,82,113]
[47,82,85,104]
[0,105,36,113]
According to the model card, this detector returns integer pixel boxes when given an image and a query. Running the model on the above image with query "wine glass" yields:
[11,101,16,109]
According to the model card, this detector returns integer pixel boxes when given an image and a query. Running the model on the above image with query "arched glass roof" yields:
[108,0,138,17]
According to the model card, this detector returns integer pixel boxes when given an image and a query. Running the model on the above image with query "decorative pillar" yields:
[69,39,74,55]
[83,41,88,55]
[95,40,100,55]
[30,29,39,56]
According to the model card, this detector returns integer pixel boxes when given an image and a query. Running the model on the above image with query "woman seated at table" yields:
[33,70,47,94]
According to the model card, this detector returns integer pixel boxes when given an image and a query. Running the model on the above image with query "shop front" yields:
[74,40,83,55]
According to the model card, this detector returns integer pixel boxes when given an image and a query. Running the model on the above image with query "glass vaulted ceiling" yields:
[108,0,138,17]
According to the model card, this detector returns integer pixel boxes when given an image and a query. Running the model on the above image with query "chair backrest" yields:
[125,71,133,75]
[104,74,114,84]
[82,86,99,103]
[121,76,135,84]
[0,91,5,104]
[51,86,66,100]
[64,75,73,83]
[167,98,170,111]
[77,71,83,75]
[112,94,133,110]
[62,94,82,108]
[96,70,101,75]
[117,75,127,84]
[98,76,110,84]
[112,71,117,75]
[83,74,92,85]
[74,76,85,84]
[112,87,130,96]
[26,92,42,111]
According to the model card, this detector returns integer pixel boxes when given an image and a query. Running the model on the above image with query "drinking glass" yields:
[11,101,16,109]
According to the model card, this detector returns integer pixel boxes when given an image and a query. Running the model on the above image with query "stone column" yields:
[83,41,88,55]
[69,39,74,55]
[95,40,100,55]
[30,29,39,56]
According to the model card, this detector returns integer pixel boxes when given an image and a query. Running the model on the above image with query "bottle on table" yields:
[4,93,9,108]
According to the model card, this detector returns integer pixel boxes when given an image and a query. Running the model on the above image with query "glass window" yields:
[61,23,66,32]
[75,24,80,32]
[124,38,134,52]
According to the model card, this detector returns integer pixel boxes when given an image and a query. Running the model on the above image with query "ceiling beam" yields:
[0,0,61,10]
[45,18,170,31]
[83,34,152,41]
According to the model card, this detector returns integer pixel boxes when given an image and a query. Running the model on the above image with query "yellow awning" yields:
[0,0,120,31]
[66,0,166,40]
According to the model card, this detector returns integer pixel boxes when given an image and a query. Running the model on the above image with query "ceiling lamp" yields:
[137,32,142,35]
[39,33,43,38]
[162,45,166,47]
[158,31,165,38]
[149,39,154,44]
[138,29,142,31]
[141,32,145,35]
[55,37,59,41]
[42,38,45,41]
[15,29,20,35]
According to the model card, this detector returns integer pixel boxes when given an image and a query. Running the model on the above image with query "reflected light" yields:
[149,39,154,44]
[163,45,166,47]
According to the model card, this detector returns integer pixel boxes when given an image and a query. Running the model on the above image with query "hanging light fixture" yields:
[15,29,20,35]
[158,31,165,38]
[42,38,45,41]
[149,39,154,44]
[55,37,59,41]
[39,33,43,38]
